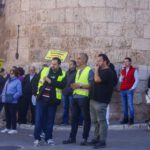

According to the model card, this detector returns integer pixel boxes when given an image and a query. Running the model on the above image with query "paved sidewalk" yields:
[0,123,150,150]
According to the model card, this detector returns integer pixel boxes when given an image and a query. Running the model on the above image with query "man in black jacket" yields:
[61,60,77,125]
[34,57,66,146]
[18,66,38,124]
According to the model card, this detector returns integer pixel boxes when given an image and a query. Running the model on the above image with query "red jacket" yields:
[120,66,135,91]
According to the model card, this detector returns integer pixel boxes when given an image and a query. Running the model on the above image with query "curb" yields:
[17,123,148,131]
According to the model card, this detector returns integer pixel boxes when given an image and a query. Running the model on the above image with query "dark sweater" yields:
[62,69,76,96]
[148,76,150,88]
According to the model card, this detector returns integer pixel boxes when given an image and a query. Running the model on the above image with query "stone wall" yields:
[0,0,150,122]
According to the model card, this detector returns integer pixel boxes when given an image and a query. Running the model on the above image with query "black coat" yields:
[22,73,38,96]
[62,69,76,96]
[148,76,150,89]
[0,75,6,94]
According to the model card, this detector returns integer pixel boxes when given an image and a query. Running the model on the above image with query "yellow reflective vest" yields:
[73,66,91,97]
[37,67,66,101]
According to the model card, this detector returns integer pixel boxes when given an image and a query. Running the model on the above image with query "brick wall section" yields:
[0,0,150,122]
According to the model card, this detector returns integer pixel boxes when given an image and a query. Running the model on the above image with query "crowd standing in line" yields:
[0,53,144,149]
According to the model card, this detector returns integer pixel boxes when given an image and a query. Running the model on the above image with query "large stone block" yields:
[144,25,150,38]
[127,0,139,8]
[127,0,149,9]
[136,10,150,24]
[108,23,123,36]
[113,9,136,23]
[40,0,56,9]
[79,0,105,7]
[132,38,150,51]
[30,0,41,10]
[123,24,144,38]
[138,65,148,80]
[106,0,127,8]
[85,8,114,22]
[92,37,112,49]
[36,10,49,23]
[79,37,93,49]
[74,22,91,37]
[19,38,29,49]
[57,0,78,8]
[112,37,132,49]
[66,8,85,22]
[91,23,107,36]
[48,9,65,23]
[64,23,75,36]
[21,0,29,11]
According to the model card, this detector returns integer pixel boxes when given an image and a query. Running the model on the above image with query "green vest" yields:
[37,67,66,101]
[73,66,91,97]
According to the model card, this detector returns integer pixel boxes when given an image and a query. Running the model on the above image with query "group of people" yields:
[0,52,144,149]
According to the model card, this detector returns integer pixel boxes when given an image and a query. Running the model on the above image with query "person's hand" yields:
[44,77,51,84]
[71,83,80,89]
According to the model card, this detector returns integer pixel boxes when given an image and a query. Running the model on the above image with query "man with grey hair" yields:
[18,65,38,124]
[63,53,94,146]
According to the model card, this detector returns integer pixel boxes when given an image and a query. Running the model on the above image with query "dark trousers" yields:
[62,95,83,125]
[34,100,57,141]
[5,103,17,130]
[18,95,35,124]
[69,97,91,140]
[0,102,3,112]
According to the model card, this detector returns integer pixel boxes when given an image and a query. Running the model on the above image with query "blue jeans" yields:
[34,100,57,141]
[121,90,134,119]
[62,95,73,124]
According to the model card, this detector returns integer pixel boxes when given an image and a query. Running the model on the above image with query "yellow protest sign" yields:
[0,59,4,68]
[45,50,68,62]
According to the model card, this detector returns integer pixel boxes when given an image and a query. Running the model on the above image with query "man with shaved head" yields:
[63,53,94,146]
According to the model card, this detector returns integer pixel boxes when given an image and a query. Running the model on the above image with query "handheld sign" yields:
[45,50,68,62]
[0,59,4,68]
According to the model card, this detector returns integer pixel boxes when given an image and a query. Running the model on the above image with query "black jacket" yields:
[148,76,150,89]
[62,69,76,96]
[37,68,66,104]
[0,75,6,94]
[22,73,38,96]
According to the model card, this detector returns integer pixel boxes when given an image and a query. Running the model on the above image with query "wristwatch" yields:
[80,84,82,89]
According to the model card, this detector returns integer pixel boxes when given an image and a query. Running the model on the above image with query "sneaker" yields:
[93,141,106,149]
[80,139,88,146]
[1,128,9,133]
[46,139,55,145]
[8,130,18,134]
[62,138,76,144]
[34,140,41,147]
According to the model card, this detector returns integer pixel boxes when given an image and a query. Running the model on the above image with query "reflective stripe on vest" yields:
[37,67,50,95]
[73,66,91,97]
[37,68,66,101]
[55,71,66,100]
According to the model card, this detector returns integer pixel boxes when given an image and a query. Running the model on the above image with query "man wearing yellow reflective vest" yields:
[63,53,94,146]
[34,57,66,146]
